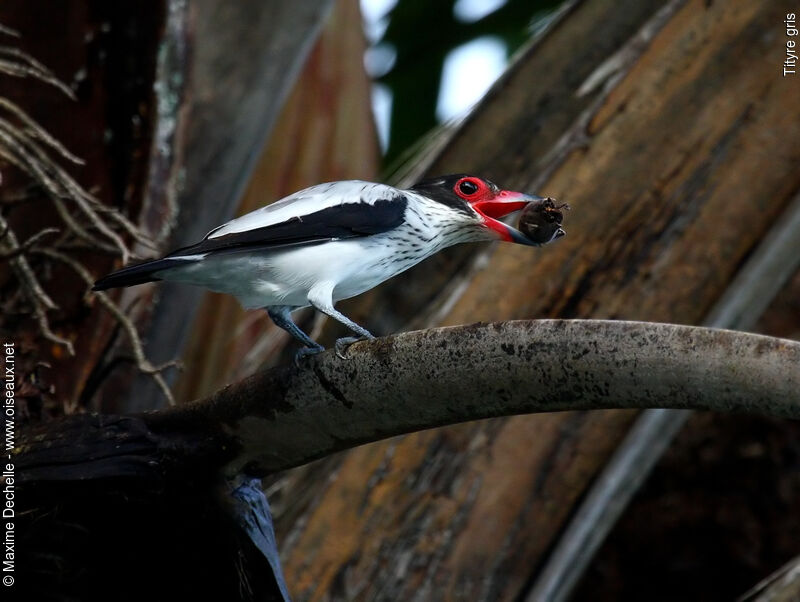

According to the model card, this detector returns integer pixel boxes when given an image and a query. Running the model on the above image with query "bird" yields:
[93,174,565,359]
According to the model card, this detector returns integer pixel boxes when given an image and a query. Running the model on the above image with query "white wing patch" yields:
[207,181,402,240]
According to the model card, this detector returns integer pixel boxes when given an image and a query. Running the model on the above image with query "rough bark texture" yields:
[24,320,800,481]
[0,1,173,416]
[574,412,800,602]
[164,320,800,477]
[271,1,800,600]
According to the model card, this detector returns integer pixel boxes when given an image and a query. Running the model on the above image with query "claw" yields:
[293,343,325,366]
[335,336,366,359]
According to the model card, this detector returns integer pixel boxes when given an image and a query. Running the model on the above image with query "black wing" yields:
[93,197,408,291]
[168,197,408,257]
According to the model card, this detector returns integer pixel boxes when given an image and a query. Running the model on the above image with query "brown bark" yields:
[273,1,800,600]
[0,2,177,415]
[572,411,800,602]
[572,219,800,600]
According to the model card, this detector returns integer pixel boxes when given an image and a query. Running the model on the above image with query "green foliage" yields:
[375,0,565,164]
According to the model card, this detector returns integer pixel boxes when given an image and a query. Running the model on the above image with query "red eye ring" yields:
[455,177,483,198]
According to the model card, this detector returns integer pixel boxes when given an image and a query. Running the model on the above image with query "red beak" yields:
[472,191,546,246]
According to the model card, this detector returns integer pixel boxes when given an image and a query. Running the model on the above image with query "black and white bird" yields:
[93,174,564,358]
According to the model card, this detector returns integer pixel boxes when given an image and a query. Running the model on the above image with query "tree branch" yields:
[739,554,800,602]
[151,320,800,477]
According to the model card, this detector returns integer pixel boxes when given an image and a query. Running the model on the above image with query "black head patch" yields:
[411,174,499,215]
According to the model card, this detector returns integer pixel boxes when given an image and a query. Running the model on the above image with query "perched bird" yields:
[93,174,564,359]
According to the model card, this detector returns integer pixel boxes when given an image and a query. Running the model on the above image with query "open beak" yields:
[472,191,547,246]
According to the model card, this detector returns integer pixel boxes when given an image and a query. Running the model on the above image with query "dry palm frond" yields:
[0,40,75,99]
[0,24,173,405]
[34,248,178,406]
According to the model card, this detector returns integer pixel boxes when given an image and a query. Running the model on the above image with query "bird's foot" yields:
[335,335,372,359]
[293,344,325,366]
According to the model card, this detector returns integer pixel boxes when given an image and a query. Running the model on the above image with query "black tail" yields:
[92,257,189,291]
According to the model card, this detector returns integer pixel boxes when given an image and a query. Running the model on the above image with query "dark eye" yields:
[458,180,479,195]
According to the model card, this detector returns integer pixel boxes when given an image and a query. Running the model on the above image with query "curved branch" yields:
[153,320,800,477]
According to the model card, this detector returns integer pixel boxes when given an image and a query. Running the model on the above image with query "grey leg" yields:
[266,306,324,361]
[307,300,375,359]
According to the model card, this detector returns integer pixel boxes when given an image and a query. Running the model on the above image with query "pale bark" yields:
[150,320,800,477]
[739,555,800,602]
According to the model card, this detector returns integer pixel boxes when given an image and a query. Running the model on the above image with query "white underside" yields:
[157,238,429,309]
